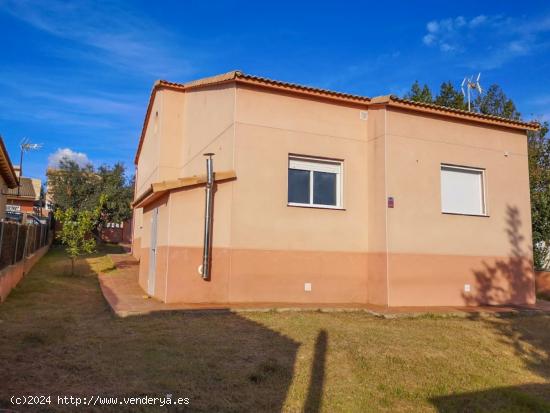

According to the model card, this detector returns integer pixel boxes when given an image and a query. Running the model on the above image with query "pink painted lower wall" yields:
[0,242,51,302]
[141,246,368,304]
[138,246,534,306]
[367,252,388,306]
[388,253,535,306]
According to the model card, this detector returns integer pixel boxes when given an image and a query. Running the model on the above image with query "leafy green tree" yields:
[474,84,521,120]
[47,158,134,234]
[97,163,134,224]
[47,158,99,211]
[54,195,105,275]
[404,81,433,103]
[434,81,467,110]
[528,122,550,269]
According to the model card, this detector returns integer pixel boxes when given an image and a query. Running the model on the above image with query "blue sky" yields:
[1,0,549,181]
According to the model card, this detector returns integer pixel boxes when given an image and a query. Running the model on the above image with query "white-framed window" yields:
[288,155,343,209]
[440,164,487,216]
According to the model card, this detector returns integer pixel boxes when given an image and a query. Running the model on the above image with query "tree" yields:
[434,81,467,110]
[474,84,521,120]
[47,159,99,211]
[528,122,550,269]
[47,158,134,234]
[404,81,433,103]
[54,195,105,275]
[96,163,134,225]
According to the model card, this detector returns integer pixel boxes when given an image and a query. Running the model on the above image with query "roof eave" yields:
[0,137,18,188]
[370,96,539,131]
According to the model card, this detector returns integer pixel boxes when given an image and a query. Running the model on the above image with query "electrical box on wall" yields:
[464,284,471,293]
[304,283,312,292]
[388,197,394,208]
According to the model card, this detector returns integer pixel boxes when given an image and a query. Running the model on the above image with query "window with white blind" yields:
[440,164,486,216]
[288,156,343,209]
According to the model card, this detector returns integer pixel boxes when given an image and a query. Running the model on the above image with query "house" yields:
[5,166,41,216]
[132,71,539,307]
[0,137,19,219]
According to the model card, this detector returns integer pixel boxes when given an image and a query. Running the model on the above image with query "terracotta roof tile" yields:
[385,95,539,130]
[5,177,39,199]
[134,71,540,164]
[156,71,370,102]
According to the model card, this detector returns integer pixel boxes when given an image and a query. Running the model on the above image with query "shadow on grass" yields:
[304,329,327,413]
[430,383,550,413]
[0,245,319,412]
[433,205,550,411]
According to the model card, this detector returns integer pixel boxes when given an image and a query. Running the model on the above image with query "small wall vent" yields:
[359,111,368,120]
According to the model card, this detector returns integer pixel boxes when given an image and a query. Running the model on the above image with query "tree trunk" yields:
[71,257,75,275]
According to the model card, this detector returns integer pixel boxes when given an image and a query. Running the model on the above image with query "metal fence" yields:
[0,221,51,271]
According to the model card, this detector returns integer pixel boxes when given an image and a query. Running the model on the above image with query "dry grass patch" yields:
[1,246,549,412]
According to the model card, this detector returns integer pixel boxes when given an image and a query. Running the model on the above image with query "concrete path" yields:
[98,253,550,318]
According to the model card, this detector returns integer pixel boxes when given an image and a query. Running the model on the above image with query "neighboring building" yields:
[100,220,132,244]
[132,71,538,307]
[0,137,19,219]
[5,166,41,215]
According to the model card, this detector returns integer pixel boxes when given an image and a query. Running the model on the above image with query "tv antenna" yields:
[18,138,42,195]
[461,73,483,112]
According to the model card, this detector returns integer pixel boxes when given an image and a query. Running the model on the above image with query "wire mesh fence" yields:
[0,221,51,271]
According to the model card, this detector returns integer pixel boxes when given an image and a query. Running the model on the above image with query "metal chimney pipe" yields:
[201,153,215,280]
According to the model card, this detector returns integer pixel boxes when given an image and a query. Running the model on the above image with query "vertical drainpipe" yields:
[201,153,215,280]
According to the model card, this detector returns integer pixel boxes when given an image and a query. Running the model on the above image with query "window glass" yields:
[288,156,342,208]
[313,171,337,206]
[288,169,310,204]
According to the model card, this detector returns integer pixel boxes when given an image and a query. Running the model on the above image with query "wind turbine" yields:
[461,73,483,112]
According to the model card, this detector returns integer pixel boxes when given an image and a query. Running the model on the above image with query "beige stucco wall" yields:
[135,83,237,301]
[232,85,369,252]
[131,207,143,260]
[136,94,163,198]
[133,81,534,306]
[366,107,389,305]
[384,108,534,306]
[179,84,236,177]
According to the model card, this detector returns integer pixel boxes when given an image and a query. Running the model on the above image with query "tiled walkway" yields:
[98,253,550,318]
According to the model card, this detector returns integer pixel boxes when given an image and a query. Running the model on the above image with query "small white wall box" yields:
[304,283,312,292]
[464,284,471,293]
[359,111,368,120]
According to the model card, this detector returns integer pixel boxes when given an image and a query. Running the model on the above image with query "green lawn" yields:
[1,245,550,412]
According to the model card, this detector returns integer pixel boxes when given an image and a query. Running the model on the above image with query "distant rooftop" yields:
[5,177,41,200]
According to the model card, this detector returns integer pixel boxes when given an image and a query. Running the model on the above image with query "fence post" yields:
[23,225,30,259]
[13,224,20,264]
[0,221,4,262]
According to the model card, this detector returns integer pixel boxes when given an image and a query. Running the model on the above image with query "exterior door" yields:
[148,207,159,296]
